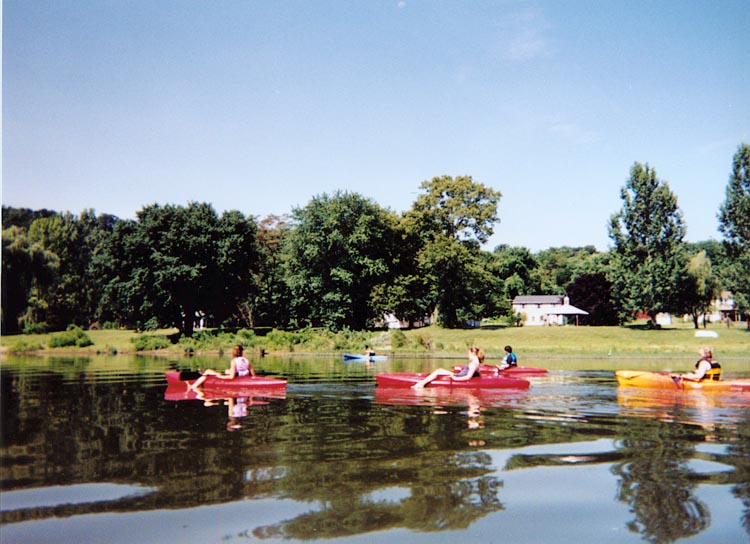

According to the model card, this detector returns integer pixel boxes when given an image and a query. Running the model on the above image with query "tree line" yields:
[3,144,749,337]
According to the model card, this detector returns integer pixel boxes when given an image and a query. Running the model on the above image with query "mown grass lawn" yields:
[1,320,747,360]
[399,322,749,359]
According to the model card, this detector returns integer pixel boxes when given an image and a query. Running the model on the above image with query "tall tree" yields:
[718,143,750,328]
[24,210,115,330]
[679,250,719,329]
[404,175,501,328]
[97,203,258,336]
[608,162,687,320]
[1,226,59,333]
[284,192,401,330]
[215,209,260,327]
[370,219,435,328]
[243,214,293,328]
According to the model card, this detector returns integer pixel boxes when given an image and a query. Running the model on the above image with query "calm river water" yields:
[1,353,749,544]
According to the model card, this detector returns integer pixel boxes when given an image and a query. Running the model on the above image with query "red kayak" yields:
[375,372,530,389]
[165,370,287,390]
[457,364,548,375]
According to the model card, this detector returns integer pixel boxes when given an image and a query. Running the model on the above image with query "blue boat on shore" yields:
[343,353,388,362]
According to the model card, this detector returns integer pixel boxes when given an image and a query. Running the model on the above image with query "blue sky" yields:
[3,1,748,251]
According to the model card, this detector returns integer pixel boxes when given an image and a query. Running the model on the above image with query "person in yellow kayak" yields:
[411,346,484,389]
[681,346,721,381]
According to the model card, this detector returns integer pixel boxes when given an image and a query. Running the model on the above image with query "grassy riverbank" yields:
[1,320,747,360]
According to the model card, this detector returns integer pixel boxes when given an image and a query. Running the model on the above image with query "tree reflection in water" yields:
[615,388,750,542]
[253,452,503,539]
[3,358,749,543]
[612,423,709,544]
[730,435,750,538]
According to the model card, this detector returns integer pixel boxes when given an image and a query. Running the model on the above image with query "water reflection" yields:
[614,385,750,542]
[253,450,503,539]
[613,428,709,543]
[1,355,749,544]
[164,382,288,431]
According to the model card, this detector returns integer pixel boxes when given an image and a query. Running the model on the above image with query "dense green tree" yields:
[685,240,729,282]
[242,215,293,328]
[370,219,436,328]
[370,274,434,328]
[24,210,115,330]
[534,246,603,294]
[1,206,57,230]
[718,143,750,327]
[97,203,258,336]
[608,163,687,320]
[284,192,402,330]
[416,234,497,327]
[406,175,500,245]
[676,250,719,329]
[215,209,260,327]
[404,175,501,328]
[487,245,539,313]
[1,226,59,333]
[94,218,143,328]
[26,214,80,329]
[566,273,620,326]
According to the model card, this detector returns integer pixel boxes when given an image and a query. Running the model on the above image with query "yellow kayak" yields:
[615,370,750,393]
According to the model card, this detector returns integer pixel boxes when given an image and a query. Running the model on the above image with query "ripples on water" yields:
[1,355,749,544]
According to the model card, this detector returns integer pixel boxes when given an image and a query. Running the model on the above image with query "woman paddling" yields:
[190,345,255,390]
[411,346,484,389]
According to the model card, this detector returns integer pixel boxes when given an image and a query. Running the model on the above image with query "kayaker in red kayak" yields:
[190,345,256,390]
[411,346,484,389]
[680,346,721,381]
[496,345,518,371]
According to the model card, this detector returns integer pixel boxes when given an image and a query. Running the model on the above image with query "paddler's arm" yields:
[681,361,709,381]
[215,360,238,380]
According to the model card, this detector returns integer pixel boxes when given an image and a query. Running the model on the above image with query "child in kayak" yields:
[411,346,484,389]
[681,346,721,381]
[497,345,518,371]
[190,345,255,390]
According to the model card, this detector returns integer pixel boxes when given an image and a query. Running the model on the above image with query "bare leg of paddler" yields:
[412,368,453,389]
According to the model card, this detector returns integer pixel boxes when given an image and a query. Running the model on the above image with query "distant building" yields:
[382,313,431,329]
[712,291,737,323]
[683,290,738,325]
[512,295,589,326]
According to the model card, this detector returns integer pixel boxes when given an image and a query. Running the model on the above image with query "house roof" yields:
[550,304,589,315]
[513,295,564,305]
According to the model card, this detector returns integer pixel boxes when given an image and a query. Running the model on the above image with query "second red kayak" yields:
[457,364,548,375]
[376,372,530,389]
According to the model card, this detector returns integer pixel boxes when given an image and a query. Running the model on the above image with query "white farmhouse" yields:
[512,295,589,326]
